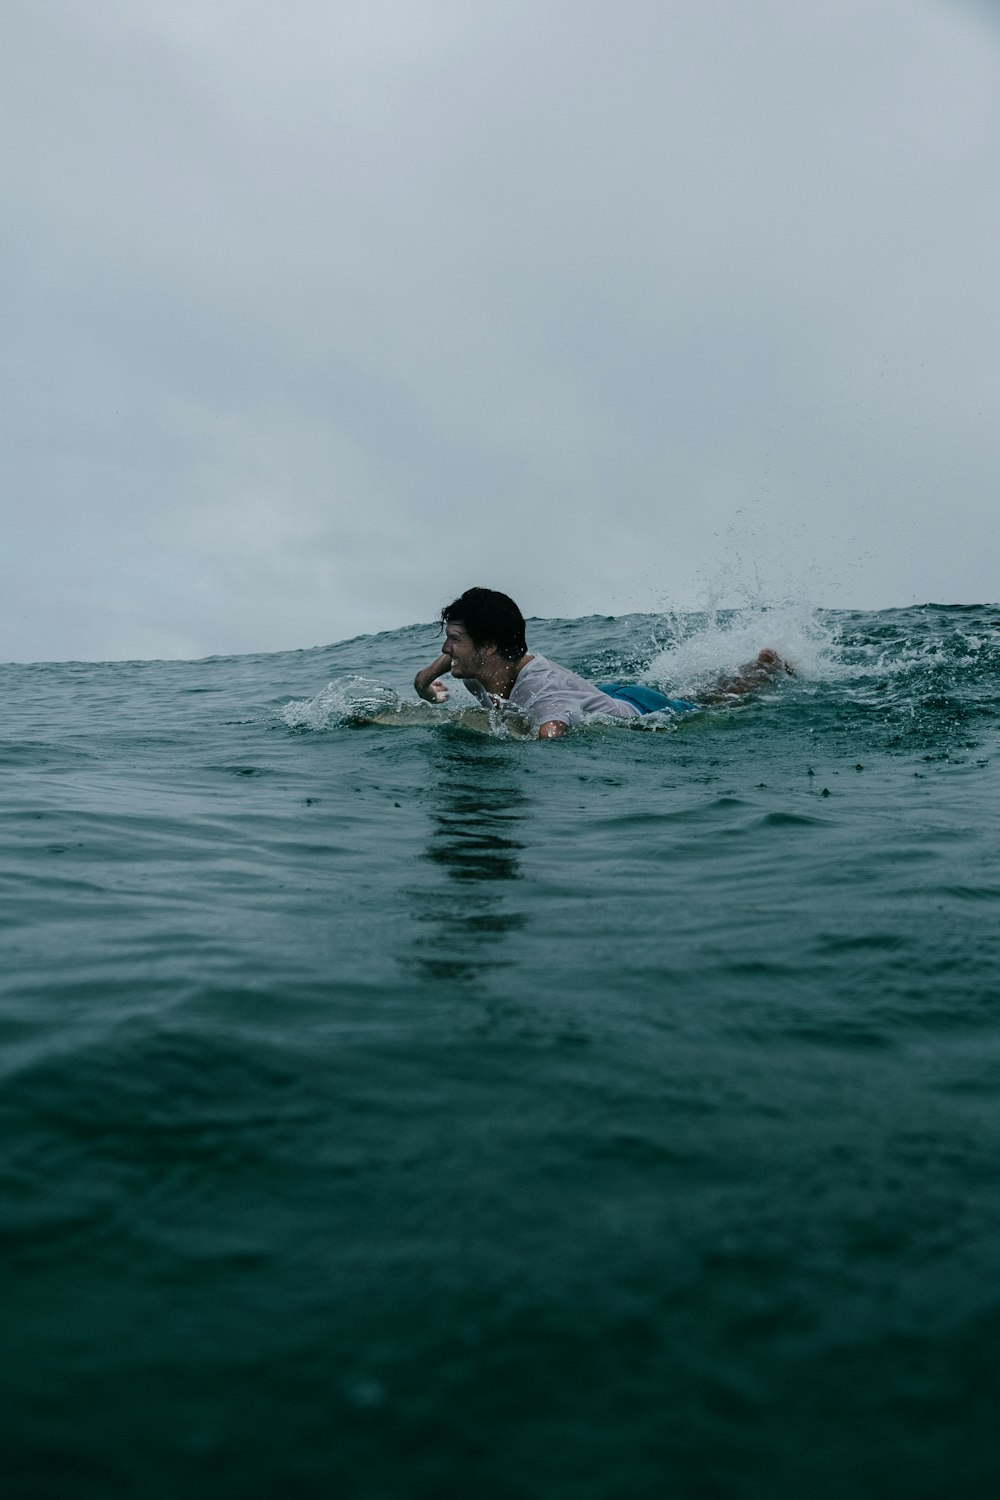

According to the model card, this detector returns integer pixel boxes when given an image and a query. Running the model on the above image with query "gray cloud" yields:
[3,0,998,660]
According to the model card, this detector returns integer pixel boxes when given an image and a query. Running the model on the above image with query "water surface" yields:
[3,604,999,1498]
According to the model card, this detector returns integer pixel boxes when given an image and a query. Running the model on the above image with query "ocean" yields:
[2,602,999,1499]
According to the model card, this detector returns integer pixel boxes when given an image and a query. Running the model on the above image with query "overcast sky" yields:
[3,0,998,662]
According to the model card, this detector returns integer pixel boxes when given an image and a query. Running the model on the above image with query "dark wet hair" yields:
[441,588,527,662]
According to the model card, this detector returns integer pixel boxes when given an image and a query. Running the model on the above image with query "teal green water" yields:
[2,604,999,1498]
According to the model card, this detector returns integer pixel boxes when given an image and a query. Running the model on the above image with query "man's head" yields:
[440,588,527,664]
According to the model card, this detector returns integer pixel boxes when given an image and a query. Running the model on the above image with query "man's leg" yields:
[700,649,794,703]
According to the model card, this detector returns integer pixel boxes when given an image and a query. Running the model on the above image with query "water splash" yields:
[645,602,838,698]
[281,676,403,729]
[281,676,532,738]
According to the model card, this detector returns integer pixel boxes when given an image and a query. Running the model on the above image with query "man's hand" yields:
[415,653,451,703]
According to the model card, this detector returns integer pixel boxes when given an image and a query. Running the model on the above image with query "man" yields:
[414,588,791,740]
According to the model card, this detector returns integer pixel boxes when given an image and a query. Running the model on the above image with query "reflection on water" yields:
[410,737,530,985]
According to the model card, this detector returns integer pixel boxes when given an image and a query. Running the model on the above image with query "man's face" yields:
[442,620,491,678]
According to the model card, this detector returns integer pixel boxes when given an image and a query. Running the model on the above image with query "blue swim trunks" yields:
[599,683,698,716]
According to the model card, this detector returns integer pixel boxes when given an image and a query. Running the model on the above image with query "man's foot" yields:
[755,648,795,677]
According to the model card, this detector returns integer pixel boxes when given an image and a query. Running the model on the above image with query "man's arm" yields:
[538,720,568,739]
[414,653,451,702]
